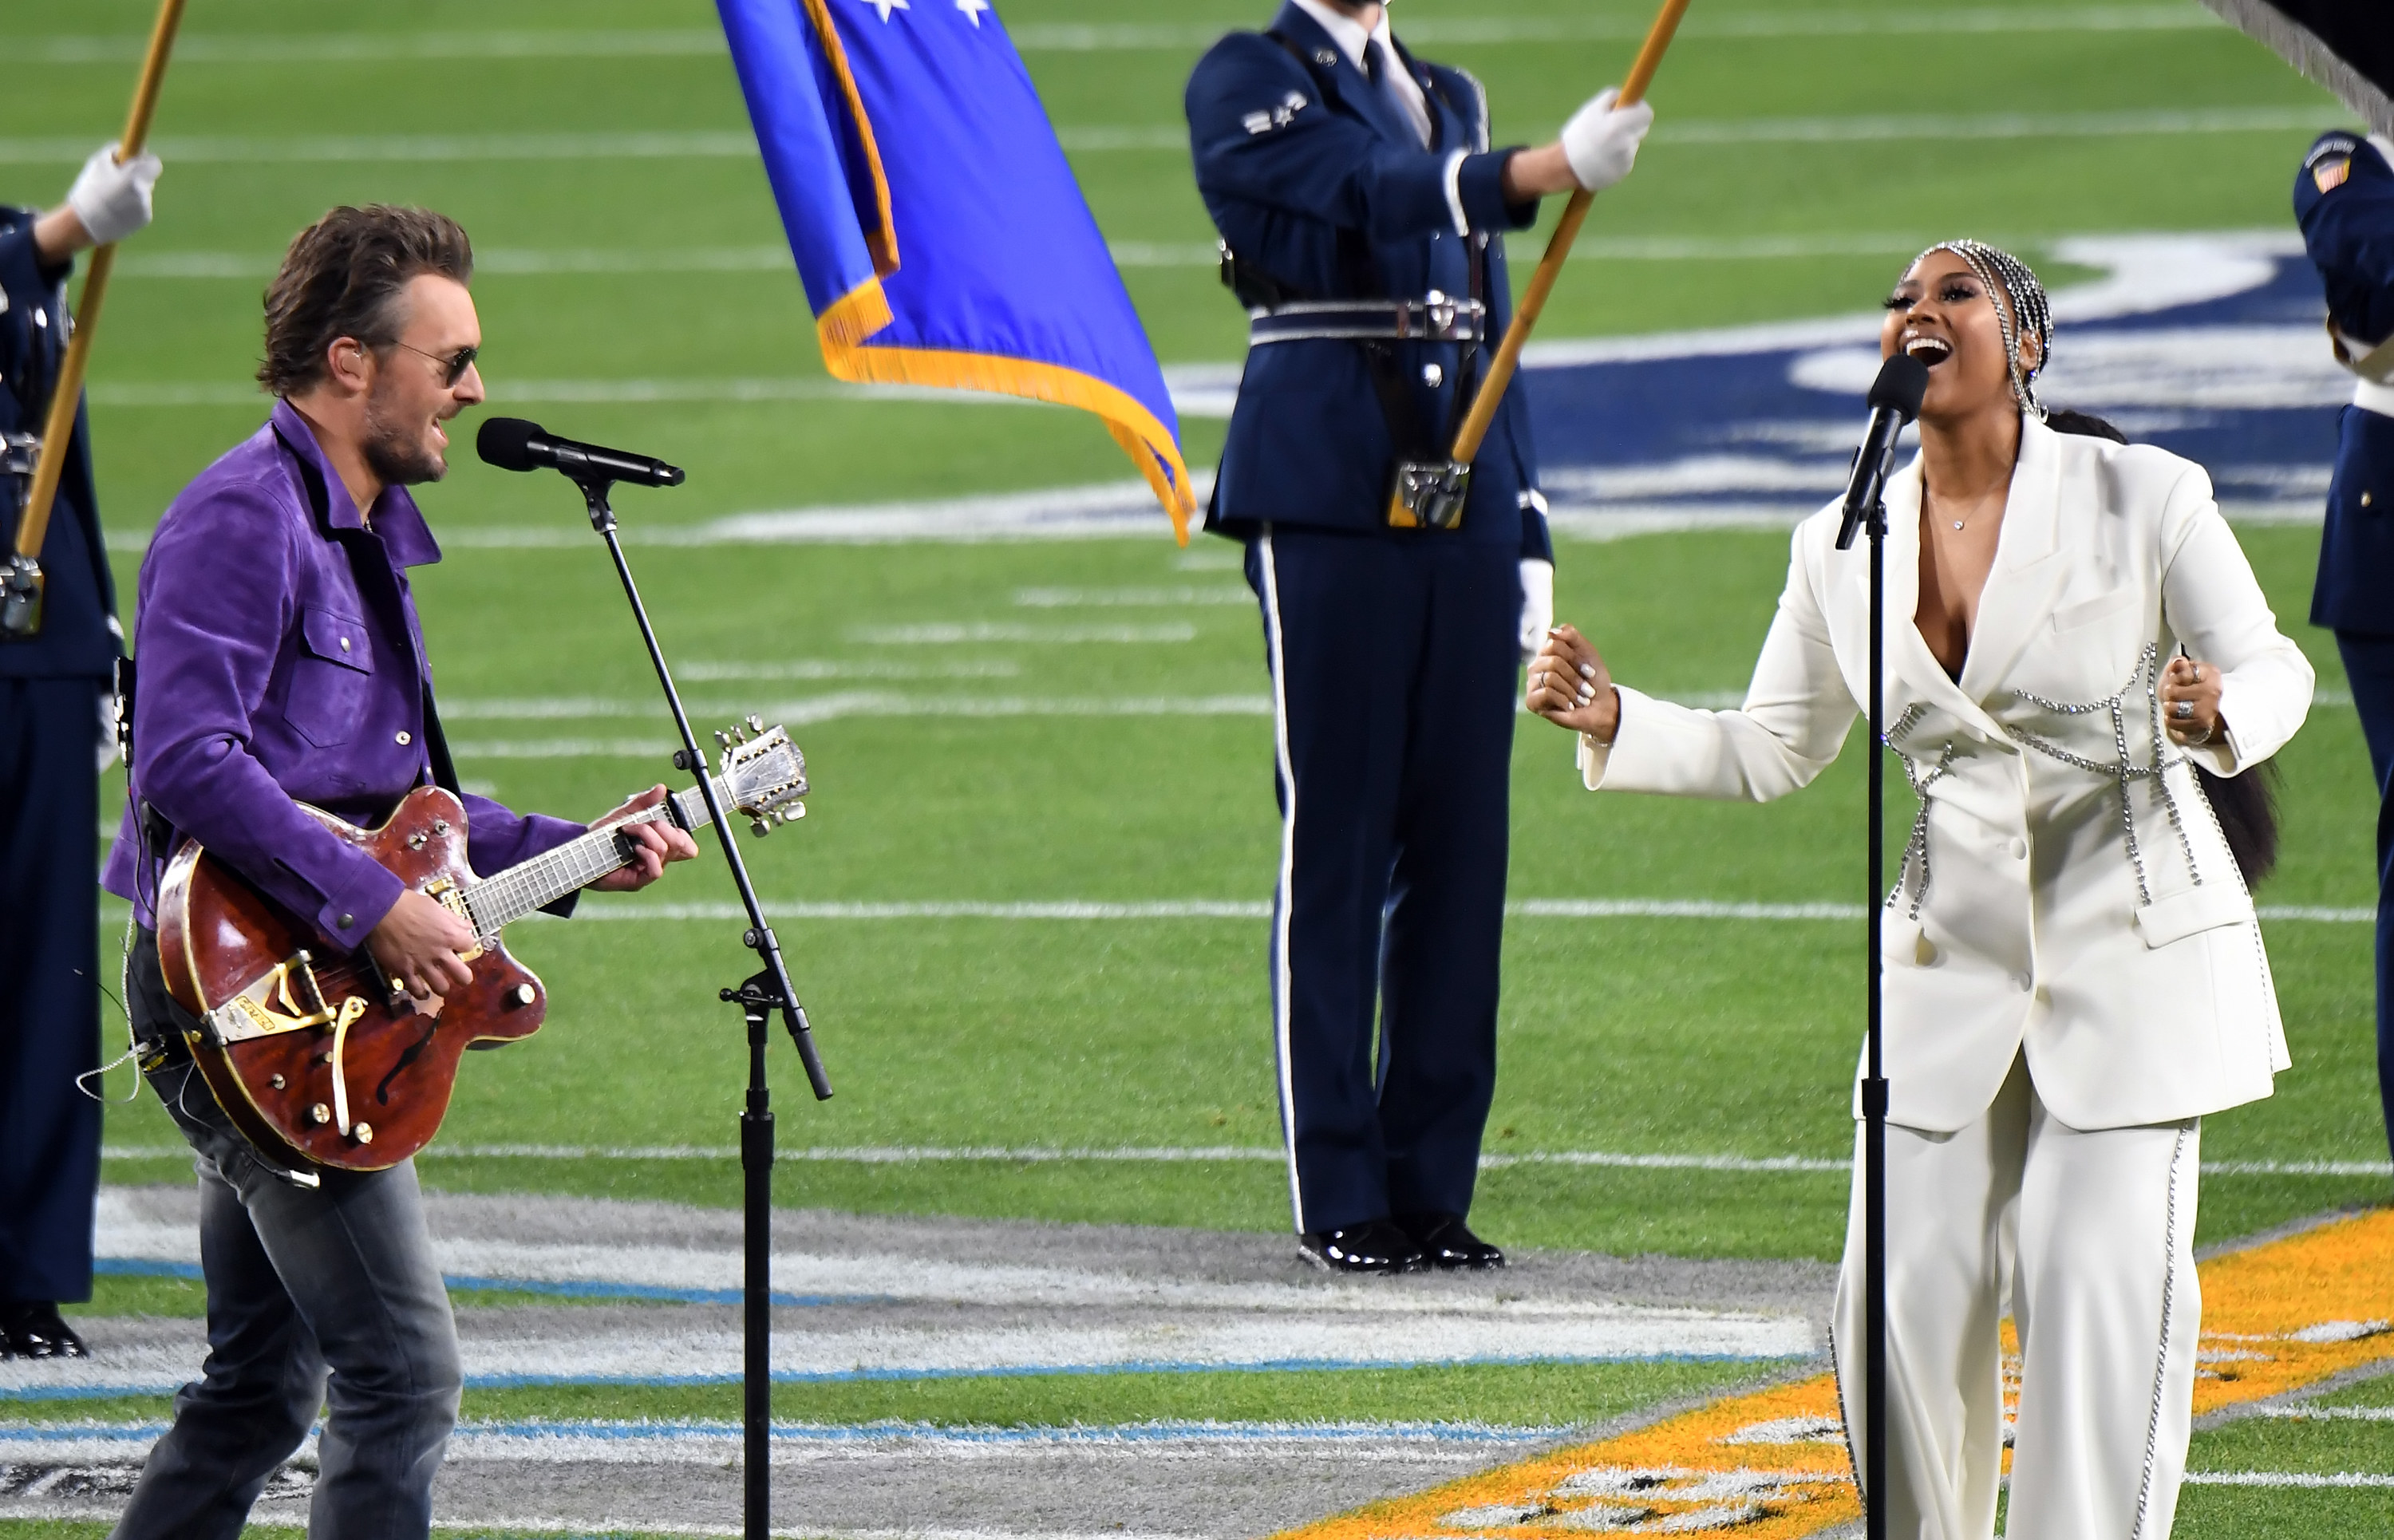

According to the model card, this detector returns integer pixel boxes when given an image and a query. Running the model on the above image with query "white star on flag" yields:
[955,0,990,24]
[862,0,910,20]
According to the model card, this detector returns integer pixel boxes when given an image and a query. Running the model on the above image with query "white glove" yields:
[1559,89,1653,192]
[1518,558,1555,665]
[65,143,162,247]
[97,686,122,772]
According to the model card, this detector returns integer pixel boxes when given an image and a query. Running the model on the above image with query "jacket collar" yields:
[1271,2,1426,148]
[269,397,444,568]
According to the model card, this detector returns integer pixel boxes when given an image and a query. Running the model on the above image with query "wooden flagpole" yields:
[4,0,187,634]
[1444,0,1689,471]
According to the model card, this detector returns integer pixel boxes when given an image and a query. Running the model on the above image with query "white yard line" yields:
[1014,586,1253,607]
[0,1420,1553,1469]
[1,1313,1808,1399]
[95,1146,2394,1178]
[2183,1471,2394,1488]
[15,10,2233,66]
[108,232,2140,282]
[87,377,1027,409]
[0,108,2327,168]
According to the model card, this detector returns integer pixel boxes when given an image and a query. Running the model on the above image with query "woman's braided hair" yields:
[1909,239,2052,422]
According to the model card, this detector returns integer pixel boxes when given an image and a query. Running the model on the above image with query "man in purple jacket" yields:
[99,204,694,1540]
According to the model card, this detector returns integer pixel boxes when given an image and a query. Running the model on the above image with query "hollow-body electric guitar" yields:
[155,722,808,1175]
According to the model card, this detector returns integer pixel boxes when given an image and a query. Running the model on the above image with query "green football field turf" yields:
[7,0,2389,1532]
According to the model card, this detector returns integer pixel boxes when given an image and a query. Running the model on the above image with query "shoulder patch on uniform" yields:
[1243,91,1307,135]
[2306,134,2361,168]
[2315,156,2353,195]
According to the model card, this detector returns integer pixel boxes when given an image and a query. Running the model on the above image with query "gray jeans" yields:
[112,927,460,1540]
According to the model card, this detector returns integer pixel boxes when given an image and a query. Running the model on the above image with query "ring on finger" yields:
[2172,699,2194,720]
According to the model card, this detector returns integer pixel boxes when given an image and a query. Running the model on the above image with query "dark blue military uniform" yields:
[2295,131,2394,1165]
[1188,4,1551,1238]
[0,206,120,1313]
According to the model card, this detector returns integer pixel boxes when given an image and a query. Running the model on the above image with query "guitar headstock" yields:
[714,716,808,835]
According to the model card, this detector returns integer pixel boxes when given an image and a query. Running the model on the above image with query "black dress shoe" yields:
[1398,1213,1506,1270]
[1299,1218,1426,1274]
[1,1301,89,1360]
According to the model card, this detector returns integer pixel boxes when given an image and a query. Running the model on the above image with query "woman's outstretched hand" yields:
[1529,625,1622,743]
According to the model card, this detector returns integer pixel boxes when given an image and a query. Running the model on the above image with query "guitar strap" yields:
[420,677,461,797]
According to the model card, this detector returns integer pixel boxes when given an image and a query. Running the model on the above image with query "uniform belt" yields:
[1249,297,1486,346]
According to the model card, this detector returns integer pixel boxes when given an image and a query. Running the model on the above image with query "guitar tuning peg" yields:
[733,725,749,743]
[746,714,764,732]
[749,816,772,837]
[715,730,732,749]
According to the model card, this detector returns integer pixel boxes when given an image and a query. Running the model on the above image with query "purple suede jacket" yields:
[101,401,584,949]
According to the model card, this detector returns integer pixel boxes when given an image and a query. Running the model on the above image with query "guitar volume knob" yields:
[512,984,536,1006]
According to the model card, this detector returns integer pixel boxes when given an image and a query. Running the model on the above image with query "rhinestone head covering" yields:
[1905,239,2052,422]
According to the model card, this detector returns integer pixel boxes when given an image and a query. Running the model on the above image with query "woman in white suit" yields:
[1528,240,2313,1540]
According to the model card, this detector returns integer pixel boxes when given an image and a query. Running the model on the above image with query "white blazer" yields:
[1577,417,2316,1133]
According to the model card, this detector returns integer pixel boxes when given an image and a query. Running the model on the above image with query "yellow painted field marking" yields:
[1275,1209,2393,1539]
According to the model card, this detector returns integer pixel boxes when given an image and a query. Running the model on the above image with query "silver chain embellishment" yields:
[1881,645,2200,915]
[1882,704,1950,919]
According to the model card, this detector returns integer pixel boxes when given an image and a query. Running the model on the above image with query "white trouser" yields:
[1834,1055,2202,1540]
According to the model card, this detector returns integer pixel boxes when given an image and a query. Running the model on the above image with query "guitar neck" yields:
[462,784,712,934]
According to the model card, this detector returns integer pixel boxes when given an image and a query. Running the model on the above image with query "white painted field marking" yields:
[848,623,1199,644]
[97,1146,2394,1179]
[541,897,2371,925]
[0,1420,1556,1459]
[445,697,1267,754]
[1014,586,1253,607]
[1,1313,1811,1399]
[108,233,2093,283]
[0,107,2322,169]
[2255,1406,2394,1420]
[87,377,1025,410]
[2182,1471,2394,1487]
[678,659,1025,681]
[82,1192,1783,1324]
[14,12,2230,67]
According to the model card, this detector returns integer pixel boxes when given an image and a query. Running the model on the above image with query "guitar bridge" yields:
[204,950,366,1046]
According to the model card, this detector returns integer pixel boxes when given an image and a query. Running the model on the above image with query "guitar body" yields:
[156,786,547,1175]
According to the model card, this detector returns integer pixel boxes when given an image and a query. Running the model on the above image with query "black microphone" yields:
[1835,355,1930,551]
[476,417,685,488]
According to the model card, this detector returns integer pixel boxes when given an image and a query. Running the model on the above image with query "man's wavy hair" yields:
[257,205,473,397]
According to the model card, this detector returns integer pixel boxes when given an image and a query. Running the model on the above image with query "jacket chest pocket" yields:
[2025,586,2149,699]
[287,606,374,748]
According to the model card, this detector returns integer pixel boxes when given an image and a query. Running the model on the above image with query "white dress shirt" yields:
[1289,0,1434,146]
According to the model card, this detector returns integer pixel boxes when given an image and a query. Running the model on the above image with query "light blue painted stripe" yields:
[0,1350,1799,1402]
[93,1257,883,1309]
[0,1416,1559,1445]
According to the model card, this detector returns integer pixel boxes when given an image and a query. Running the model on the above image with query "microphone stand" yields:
[569,473,832,1540]
[1837,456,1893,1540]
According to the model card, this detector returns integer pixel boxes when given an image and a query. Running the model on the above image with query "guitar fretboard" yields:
[460,785,710,934]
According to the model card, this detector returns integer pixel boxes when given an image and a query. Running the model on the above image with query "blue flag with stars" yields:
[715,0,1196,535]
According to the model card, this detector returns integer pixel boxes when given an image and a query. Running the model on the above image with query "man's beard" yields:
[361,384,447,488]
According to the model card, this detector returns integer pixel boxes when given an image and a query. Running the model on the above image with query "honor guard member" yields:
[0,145,160,1360]
[1187,0,1652,1272]
[2296,128,2394,1167]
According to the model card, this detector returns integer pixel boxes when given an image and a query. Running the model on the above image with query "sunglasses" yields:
[389,340,480,388]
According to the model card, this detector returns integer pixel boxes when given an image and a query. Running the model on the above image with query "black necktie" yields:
[1362,38,1385,85]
